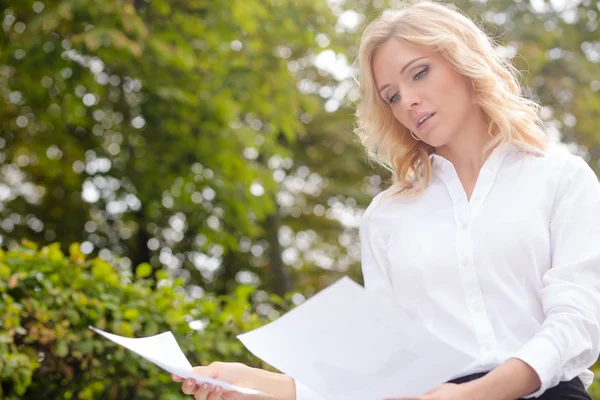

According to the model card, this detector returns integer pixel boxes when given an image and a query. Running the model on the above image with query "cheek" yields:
[391,108,411,128]
[439,77,472,112]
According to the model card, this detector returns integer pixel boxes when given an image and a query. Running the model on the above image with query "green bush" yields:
[0,241,276,399]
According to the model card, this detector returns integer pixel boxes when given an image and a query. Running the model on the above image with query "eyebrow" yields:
[377,56,427,95]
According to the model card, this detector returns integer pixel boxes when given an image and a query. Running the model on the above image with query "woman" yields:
[174,1,600,399]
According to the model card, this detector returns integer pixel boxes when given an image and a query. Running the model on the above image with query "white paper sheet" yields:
[237,277,476,400]
[89,326,271,397]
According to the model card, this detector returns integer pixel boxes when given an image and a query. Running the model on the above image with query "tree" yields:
[0,0,352,297]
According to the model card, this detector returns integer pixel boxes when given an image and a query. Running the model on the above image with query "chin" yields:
[422,133,450,149]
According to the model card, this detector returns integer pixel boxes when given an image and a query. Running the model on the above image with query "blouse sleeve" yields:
[293,192,392,400]
[511,154,600,397]
[359,192,395,297]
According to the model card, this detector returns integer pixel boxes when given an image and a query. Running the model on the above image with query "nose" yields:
[401,89,420,111]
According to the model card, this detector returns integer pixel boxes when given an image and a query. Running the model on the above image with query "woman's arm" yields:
[292,192,391,400]
[502,155,600,398]
[360,192,395,296]
[389,359,540,400]
[463,358,540,400]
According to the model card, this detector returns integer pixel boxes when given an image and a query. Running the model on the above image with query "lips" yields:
[414,112,436,130]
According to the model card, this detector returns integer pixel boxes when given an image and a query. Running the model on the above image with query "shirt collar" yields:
[428,140,545,173]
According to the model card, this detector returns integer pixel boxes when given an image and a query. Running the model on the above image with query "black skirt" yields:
[447,372,592,400]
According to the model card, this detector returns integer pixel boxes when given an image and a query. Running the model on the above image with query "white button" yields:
[473,305,481,313]
[462,259,469,267]
[462,223,469,230]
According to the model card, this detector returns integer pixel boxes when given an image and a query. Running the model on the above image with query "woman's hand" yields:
[172,361,295,400]
[388,358,540,400]
[387,382,484,400]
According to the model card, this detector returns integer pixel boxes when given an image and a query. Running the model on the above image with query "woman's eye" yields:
[414,67,429,80]
[388,92,400,104]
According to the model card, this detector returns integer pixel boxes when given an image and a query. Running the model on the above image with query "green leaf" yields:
[123,308,140,321]
[55,340,69,358]
[21,239,38,251]
[0,263,10,280]
[91,259,115,281]
[135,263,152,279]
[69,243,85,263]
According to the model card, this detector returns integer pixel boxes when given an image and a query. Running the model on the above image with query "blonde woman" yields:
[173,1,600,399]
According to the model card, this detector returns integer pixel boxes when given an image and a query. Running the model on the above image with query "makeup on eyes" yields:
[385,65,430,104]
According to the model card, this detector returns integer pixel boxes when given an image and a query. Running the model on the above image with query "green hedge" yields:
[0,241,276,399]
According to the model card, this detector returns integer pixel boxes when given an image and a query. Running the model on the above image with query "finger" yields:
[193,365,218,378]
[193,383,211,400]
[424,386,442,394]
[207,385,223,400]
[193,365,210,374]
[182,378,198,395]
[172,374,184,382]
[384,397,419,400]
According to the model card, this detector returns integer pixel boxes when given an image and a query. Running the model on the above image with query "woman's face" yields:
[372,38,477,148]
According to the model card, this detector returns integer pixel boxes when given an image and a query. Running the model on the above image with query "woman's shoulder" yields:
[513,142,591,173]
[548,147,593,170]
[545,148,598,188]
[537,145,593,175]
[362,190,388,221]
[361,186,412,229]
[360,190,394,245]
[514,144,599,196]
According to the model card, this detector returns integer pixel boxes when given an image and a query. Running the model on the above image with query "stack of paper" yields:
[237,277,474,399]
[91,277,475,399]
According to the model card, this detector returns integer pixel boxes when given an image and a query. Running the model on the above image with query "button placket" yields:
[435,144,517,361]
[443,157,497,356]
[455,209,499,359]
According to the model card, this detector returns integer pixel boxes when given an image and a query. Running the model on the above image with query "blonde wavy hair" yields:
[355,0,549,197]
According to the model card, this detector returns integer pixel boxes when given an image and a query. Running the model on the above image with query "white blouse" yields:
[295,141,600,399]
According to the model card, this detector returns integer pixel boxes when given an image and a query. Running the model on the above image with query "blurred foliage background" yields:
[0,0,599,398]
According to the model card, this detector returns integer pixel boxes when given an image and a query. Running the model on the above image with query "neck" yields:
[434,110,494,178]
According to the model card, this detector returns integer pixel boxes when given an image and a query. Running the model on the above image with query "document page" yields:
[89,326,271,396]
[237,277,475,400]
